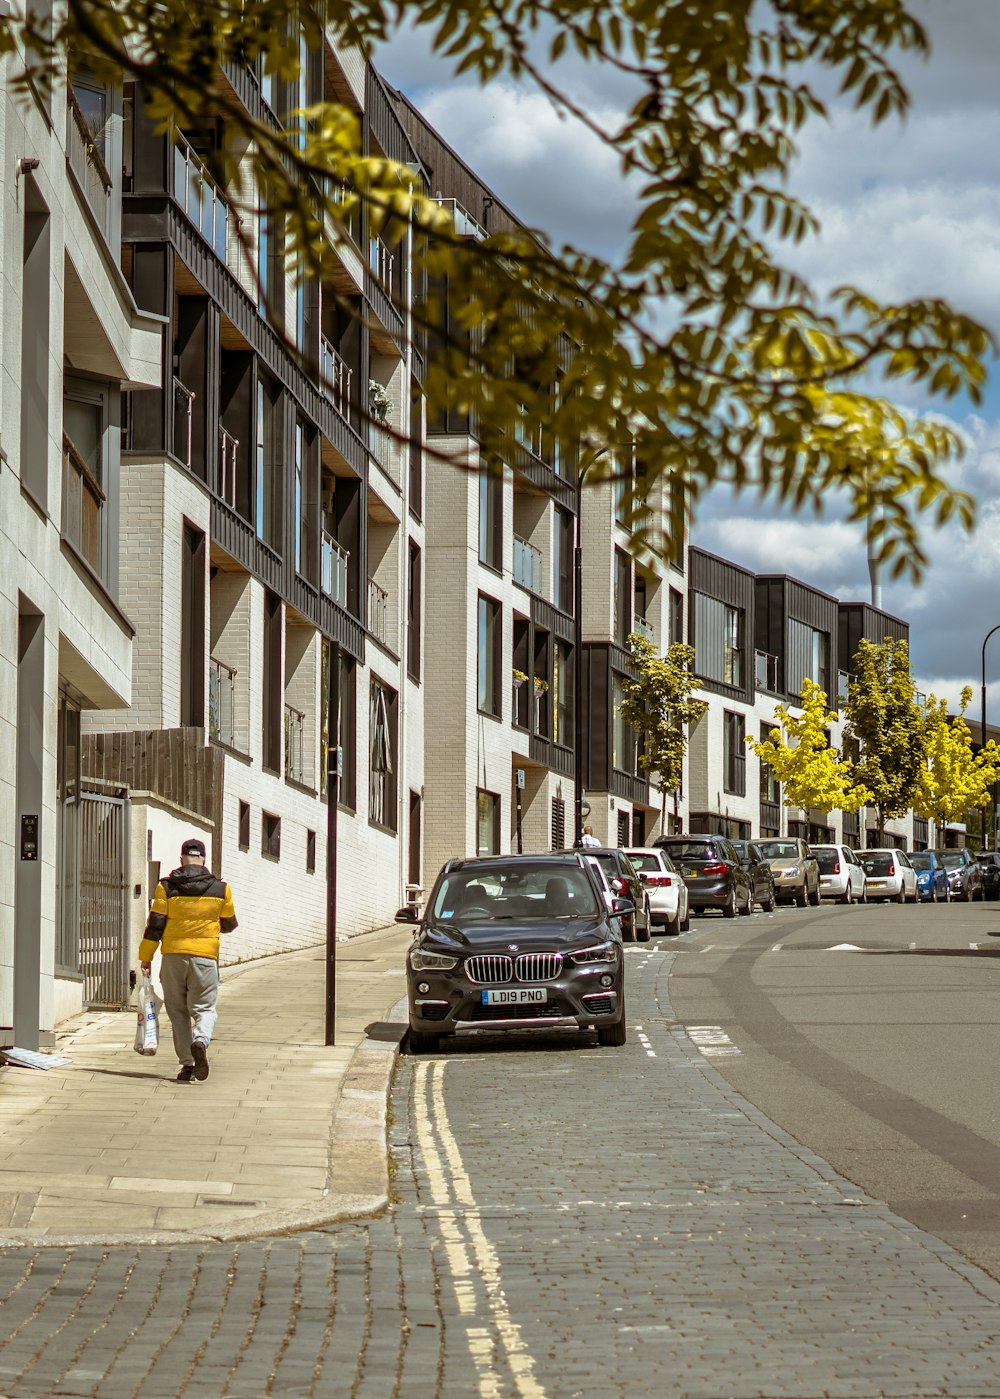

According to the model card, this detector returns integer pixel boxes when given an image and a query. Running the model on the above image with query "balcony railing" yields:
[173,377,195,467]
[216,427,238,507]
[633,615,654,645]
[513,407,544,459]
[173,135,229,262]
[320,336,352,418]
[208,657,237,748]
[368,578,389,647]
[434,196,486,239]
[62,433,105,576]
[284,703,306,785]
[322,532,349,607]
[370,236,394,285]
[66,84,113,242]
[755,650,781,694]
[513,535,543,593]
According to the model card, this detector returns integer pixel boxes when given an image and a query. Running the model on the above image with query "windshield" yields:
[939,851,964,869]
[813,849,840,873]
[756,841,799,859]
[629,853,663,873]
[431,863,601,920]
[663,841,720,862]
[908,852,933,871]
[860,852,895,875]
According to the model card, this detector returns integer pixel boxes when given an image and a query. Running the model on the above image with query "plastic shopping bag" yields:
[133,974,161,1056]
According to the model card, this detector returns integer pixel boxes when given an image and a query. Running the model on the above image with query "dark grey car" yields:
[398,854,629,1053]
[653,834,753,918]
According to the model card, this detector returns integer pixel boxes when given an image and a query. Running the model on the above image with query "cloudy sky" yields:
[375,1,1000,713]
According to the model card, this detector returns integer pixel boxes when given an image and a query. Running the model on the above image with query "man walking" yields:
[139,838,238,1083]
[576,824,602,849]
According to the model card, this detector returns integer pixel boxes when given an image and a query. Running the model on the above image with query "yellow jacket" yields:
[139,865,238,963]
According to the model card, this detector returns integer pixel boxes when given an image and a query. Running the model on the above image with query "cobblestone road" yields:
[6,944,1000,1396]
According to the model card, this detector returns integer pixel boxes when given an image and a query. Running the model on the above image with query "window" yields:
[617,811,630,847]
[306,829,316,874]
[476,789,500,855]
[263,589,282,772]
[554,506,574,613]
[478,465,502,570]
[62,385,107,577]
[533,631,551,739]
[612,673,636,774]
[759,722,780,804]
[512,616,530,729]
[614,549,631,644]
[787,619,831,697]
[181,522,206,726]
[369,678,398,830]
[724,711,746,796]
[238,800,250,851]
[409,378,423,519]
[478,594,501,716]
[553,640,573,747]
[693,594,744,689]
[407,540,422,681]
[293,419,303,574]
[669,475,686,564]
[339,653,357,809]
[551,797,566,849]
[255,376,281,547]
[669,589,684,648]
[21,179,50,510]
[262,811,281,859]
[408,791,422,889]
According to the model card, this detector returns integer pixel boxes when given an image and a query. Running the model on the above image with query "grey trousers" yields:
[159,955,219,1066]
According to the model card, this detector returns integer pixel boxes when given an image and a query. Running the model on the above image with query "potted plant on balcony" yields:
[368,380,393,424]
[533,676,549,694]
[511,668,528,689]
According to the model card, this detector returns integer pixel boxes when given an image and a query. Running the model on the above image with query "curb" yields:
[0,1010,409,1252]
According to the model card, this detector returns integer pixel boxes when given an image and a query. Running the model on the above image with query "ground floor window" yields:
[476,788,500,855]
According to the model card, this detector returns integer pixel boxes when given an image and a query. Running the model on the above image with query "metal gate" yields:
[79,791,130,1008]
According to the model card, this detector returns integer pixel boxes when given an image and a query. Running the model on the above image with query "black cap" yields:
[181,838,206,857]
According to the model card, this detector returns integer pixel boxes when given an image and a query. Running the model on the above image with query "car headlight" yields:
[784,864,800,877]
[570,943,619,965]
[409,948,459,971]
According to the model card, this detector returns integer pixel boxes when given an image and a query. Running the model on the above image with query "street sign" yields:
[516,768,525,790]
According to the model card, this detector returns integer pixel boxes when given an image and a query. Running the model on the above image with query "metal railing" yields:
[513,407,544,459]
[284,704,306,784]
[370,236,394,284]
[322,531,349,606]
[755,649,781,694]
[173,135,229,262]
[216,427,238,506]
[368,578,389,647]
[369,421,393,475]
[173,377,195,467]
[208,657,237,748]
[633,615,654,644]
[320,336,352,418]
[434,196,486,239]
[62,433,105,575]
[66,85,113,242]
[513,535,543,593]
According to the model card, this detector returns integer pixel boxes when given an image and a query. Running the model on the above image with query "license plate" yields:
[481,988,546,1006]
[683,868,696,878]
[868,879,885,886]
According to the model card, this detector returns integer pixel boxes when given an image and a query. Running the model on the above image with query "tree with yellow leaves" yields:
[747,679,870,818]
[915,687,1000,842]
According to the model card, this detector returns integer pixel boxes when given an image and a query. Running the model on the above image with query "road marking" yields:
[970,942,979,950]
[414,1061,546,1398]
[636,1029,656,1058]
[770,943,783,952]
[687,1025,740,1058]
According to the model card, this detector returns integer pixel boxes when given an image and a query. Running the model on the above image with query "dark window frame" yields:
[477,593,502,717]
[262,810,281,860]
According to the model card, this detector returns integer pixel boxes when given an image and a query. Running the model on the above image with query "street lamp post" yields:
[573,468,584,845]
[981,624,1000,851]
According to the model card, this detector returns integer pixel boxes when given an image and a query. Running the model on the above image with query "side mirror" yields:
[394,906,419,924]
[610,896,636,918]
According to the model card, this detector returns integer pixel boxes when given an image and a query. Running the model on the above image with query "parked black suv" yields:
[653,835,753,918]
[730,840,777,912]
[398,854,630,1053]
[975,850,1000,900]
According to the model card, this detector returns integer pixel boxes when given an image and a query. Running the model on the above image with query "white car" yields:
[624,847,691,935]
[811,844,867,904]
[857,848,919,903]
[581,855,649,942]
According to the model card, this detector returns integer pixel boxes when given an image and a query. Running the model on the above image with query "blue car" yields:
[908,850,948,902]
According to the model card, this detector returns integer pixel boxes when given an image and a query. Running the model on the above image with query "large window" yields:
[554,506,574,613]
[553,640,573,747]
[787,619,831,697]
[255,376,281,547]
[614,549,631,644]
[669,589,684,648]
[21,178,50,510]
[369,678,398,830]
[63,383,109,578]
[759,722,780,804]
[724,710,746,796]
[478,465,502,570]
[262,589,282,772]
[693,593,744,689]
[612,673,636,774]
[478,594,501,715]
[181,522,206,726]
[407,540,422,681]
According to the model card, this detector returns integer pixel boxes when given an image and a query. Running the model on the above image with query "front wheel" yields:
[598,996,627,1047]
[408,1028,441,1054]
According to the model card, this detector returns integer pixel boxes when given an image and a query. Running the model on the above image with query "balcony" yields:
[215,427,238,507]
[633,615,654,645]
[513,407,544,460]
[284,703,306,785]
[320,337,352,419]
[322,532,349,607]
[368,577,390,648]
[370,236,394,285]
[66,85,113,243]
[62,433,105,576]
[173,135,229,262]
[173,377,195,468]
[755,650,781,694]
[434,196,486,239]
[513,535,543,593]
[208,657,237,748]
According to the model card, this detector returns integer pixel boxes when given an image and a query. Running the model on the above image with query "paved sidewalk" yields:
[0,925,412,1248]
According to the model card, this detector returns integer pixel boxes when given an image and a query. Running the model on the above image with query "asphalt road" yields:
[6,902,1000,1396]
[668,893,1000,1283]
